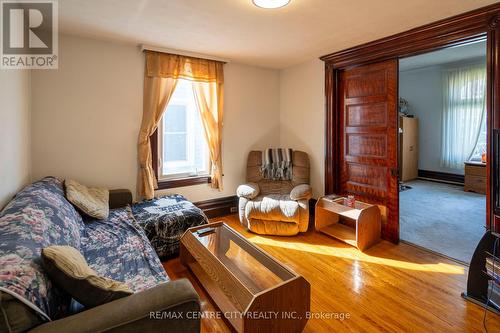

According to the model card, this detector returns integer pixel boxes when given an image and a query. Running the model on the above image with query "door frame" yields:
[321,3,500,241]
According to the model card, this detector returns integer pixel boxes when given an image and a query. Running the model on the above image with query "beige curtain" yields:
[146,52,223,83]
[138,76,178,199]
[192,81,224,190]
[138,51,224,199]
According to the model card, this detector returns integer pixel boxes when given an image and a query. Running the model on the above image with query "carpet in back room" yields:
[399,179,485,263]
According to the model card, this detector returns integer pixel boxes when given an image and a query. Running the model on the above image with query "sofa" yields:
[0,177,200,333]
[237,150,313,236]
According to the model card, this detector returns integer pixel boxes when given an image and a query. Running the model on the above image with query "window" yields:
[157,79,210,181]
[441,65,486,169]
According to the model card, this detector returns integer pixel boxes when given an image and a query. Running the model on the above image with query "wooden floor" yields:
[163,214,500,333]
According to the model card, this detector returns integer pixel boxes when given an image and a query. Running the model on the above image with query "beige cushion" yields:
[290,184,313,200]
[245,194,301,222]
[292,151,310,185]
[247,218,300,236]
[65,179,109,219]
[236,183,260,199]
[41,246,133,309]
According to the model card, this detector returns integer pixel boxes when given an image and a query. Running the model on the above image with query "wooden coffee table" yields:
[180,222,310,333]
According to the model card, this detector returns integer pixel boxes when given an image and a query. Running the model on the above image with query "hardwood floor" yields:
[163,214,500,332]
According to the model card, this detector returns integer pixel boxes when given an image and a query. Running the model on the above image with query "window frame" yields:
[151,80,211,189]
[157,102,209,180]
[151,128,211,189]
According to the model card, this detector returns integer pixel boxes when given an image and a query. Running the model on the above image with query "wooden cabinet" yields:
[464,161,486,194]
[399,116,419,182]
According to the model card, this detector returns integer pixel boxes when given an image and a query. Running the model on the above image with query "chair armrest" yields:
[29,279,200,333]
[236,183,260,199]
[109,189,132,209]
[290,184,313,200]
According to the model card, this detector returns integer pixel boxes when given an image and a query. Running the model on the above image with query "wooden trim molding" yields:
[151,129,160,181]
[489,26,500,232]
[324,63,339,195]
[157,176,211,190]
[493,129,500,218]
[195,196,238,219]
[321,3,500,235]
[320,3,500,68]
[417,170,465,185]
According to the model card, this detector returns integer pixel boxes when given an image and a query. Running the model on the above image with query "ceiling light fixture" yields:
[252,0,290,9]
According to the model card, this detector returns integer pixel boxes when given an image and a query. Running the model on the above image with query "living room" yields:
[1,1,500,332]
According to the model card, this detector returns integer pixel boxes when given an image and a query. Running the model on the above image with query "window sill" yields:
[156,176,211,190]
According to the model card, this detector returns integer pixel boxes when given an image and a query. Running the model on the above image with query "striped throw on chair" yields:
[260,148,293,180]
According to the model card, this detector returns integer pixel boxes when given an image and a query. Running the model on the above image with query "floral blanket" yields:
[82,207,168,292]
[0,177,84,320]
[131,194,208,259]
[0,177,168,322]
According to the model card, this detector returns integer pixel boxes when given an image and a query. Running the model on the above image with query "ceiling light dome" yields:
[252,0,291,9]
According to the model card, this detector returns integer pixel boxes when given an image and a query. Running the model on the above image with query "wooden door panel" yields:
[339,60,399,242]
[346,164,388,190]
[345,70,388,98]
[346,134,387,159]
[346,102,388,127]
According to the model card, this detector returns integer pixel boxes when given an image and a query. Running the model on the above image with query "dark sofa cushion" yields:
[0,292,43,333]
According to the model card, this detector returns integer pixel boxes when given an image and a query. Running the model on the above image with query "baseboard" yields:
[195,195,238,219]
[417,169,464,185]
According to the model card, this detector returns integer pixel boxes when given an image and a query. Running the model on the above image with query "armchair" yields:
[237,150,312,236]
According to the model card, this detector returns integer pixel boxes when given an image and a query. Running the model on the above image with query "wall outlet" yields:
[230,206,238,213]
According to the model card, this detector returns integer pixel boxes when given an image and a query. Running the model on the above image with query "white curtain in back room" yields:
[441,64,486,169]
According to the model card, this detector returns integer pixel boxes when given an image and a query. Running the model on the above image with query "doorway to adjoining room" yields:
[398,40,487,263]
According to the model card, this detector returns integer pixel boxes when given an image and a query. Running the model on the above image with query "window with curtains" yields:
[441,64,486,169]
[157,79,209,179]
[139,51,224,199]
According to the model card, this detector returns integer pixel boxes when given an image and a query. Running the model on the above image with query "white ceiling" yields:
[58,0,498,69]
[399,40,487,71]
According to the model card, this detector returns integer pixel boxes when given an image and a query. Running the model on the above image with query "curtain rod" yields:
[140,44,230,63]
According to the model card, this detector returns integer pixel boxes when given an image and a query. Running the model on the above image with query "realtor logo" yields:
[1,0,58,69]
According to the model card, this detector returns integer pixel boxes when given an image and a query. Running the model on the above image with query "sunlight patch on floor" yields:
[248,235,465,275]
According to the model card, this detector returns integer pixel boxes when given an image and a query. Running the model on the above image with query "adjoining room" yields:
[399,41,487,263]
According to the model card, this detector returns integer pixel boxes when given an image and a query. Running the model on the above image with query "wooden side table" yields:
[315,196,381,251]
[464,161,486,194]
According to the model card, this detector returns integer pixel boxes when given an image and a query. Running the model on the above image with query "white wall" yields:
[279,59,325,197]
[398,66,457,174]
[31,35,280,202]
[0,70,31,209]
[31,35,144,197]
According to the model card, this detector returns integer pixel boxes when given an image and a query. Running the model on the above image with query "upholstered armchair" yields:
[237,150,312,236]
